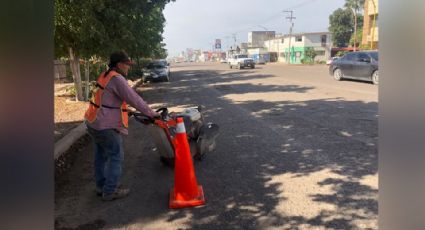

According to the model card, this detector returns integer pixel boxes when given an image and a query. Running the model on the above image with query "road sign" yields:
[215,39,221,49]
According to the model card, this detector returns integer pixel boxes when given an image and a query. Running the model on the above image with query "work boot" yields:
[96,184,122,196]
[102,188,130,201]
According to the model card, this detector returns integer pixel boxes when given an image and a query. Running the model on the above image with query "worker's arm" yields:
[109,76,159,118]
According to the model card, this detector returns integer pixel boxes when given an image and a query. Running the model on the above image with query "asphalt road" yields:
[55,62,378,230]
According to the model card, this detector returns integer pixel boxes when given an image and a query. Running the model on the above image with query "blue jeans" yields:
[87,126,124,195]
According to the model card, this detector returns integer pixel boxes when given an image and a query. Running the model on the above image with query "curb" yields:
[54,123,87,160]
[54,78,144,160]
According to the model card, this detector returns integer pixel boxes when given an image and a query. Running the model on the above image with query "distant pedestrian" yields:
[84,51,160,201]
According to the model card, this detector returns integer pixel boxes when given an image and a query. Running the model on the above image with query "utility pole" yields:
[283,10,295,64]
[232,33,237,53]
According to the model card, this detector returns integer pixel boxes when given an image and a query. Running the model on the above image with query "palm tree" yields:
[345,0,365,51]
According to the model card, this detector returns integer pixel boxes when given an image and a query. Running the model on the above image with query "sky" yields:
[163,0,346,57]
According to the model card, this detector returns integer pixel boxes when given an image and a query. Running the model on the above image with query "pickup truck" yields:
[229,54,255,69]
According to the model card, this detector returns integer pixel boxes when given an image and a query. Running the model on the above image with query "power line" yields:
[217,0,320,50]
[283,0,319,11]
[219,0,320,37]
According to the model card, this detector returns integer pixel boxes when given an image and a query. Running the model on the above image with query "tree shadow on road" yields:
[55,66,378,229]
[157,68,377,229]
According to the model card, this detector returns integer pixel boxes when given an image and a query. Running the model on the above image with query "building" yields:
[265,32,332,64]
[248,31,276,48]
[192,49,202,62]
[240,42,249,49]
[362,0,378,49]
[246,48,270,64]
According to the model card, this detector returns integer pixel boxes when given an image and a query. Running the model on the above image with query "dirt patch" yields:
[54,96,87,142]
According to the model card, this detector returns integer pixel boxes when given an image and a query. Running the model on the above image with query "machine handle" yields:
[130,112,155,124]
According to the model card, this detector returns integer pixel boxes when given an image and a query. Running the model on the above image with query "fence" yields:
[54,60,67,80]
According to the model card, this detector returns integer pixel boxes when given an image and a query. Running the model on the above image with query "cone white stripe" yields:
[176,121,186,133]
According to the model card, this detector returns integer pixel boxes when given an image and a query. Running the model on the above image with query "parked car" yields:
[143,61,170,82]
[329,51,378,85]
[219,59,227,63]
[254,58,266,65]
[251,54,266,65]
[326,57,339,65]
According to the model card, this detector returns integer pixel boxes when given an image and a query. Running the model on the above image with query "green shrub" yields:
[65,85,76,97]
[301,58,314,65]
[304,47,317,63]
[336,51,348,57]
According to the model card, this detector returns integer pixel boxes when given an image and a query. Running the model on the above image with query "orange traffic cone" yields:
[169,117,205,209]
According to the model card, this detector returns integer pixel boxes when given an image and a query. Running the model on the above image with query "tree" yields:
[54,0,174,100]
[345,0,365,51]
[350,27,363,48]
[329,8,353,47]
[304,47,317,63]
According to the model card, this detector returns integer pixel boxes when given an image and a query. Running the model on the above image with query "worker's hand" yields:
[152,112,161,119]
[127,106,137,113]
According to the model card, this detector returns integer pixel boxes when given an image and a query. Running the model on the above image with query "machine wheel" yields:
[194,153,205,161]
[160,156,174,167]
[372,70,379,85]
[333,68,343,81]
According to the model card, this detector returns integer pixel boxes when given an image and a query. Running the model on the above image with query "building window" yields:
[295,36,302,42]
[321,35,327,46]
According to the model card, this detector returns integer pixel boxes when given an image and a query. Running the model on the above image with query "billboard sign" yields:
[215,39,221,49]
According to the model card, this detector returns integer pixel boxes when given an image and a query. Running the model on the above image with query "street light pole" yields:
[283,10,295,64]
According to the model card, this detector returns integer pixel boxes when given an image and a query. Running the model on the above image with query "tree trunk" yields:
[353,10,357,51]
[69,47,84,101]
[85,60,90,101]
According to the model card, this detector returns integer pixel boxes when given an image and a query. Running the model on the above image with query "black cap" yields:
[108,51,134,67]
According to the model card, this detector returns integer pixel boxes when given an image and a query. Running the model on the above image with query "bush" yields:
[301,58,314,65]
[336,51,348,57]
[89,62,106,81]
[65,81,98,99]
[65,85,76,97]
[358,44,374,50]
[127,57,154,80]
[304,47,317,63]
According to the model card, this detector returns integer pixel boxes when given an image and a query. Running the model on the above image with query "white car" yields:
[326,57,339,65]
[229,54,255,69]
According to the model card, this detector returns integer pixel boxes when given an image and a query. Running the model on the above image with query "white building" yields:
[248,31,276,48]
[265,32,332,64]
